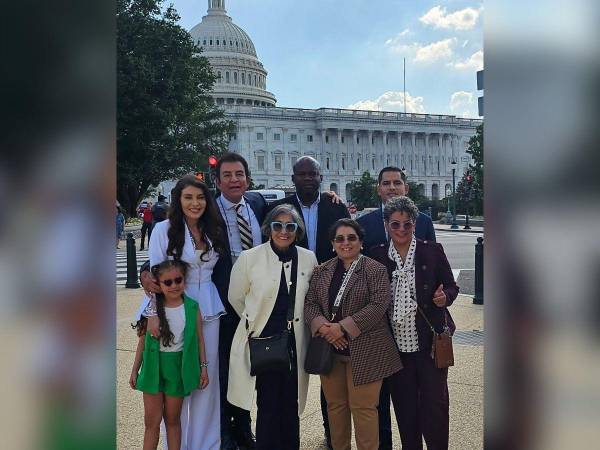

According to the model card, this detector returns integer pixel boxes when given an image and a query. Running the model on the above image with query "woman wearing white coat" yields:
[227,204,318,450]
[137,174,228,450]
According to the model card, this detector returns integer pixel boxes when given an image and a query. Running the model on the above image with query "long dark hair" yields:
[166,174,226,261]
[132,260,189,348]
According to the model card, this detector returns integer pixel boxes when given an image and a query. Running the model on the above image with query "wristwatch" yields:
[200,361,209,368]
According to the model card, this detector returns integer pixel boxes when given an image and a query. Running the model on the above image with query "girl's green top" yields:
[136,295,201,396]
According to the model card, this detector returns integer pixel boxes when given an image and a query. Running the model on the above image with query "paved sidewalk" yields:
[117,287,483,449]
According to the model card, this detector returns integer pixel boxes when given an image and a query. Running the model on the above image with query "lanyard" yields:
[331,255,363,321]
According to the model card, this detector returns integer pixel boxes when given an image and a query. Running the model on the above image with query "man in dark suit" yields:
[359,166,435,256]
[267,156,350,263]
[267,156,349,448]
[212,152,267,450]
[140,153,265,450]
[356,166,435,450]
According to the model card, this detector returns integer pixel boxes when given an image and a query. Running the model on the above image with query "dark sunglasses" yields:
[270,221,298,233]
[333,234,359,243]
[160,276,184,287]
[388,220,414,231]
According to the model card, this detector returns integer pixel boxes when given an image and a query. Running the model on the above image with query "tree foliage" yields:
[457,123,484,215]
[348,172,378,210]
[406,181,428,209]
[117,0,234,216]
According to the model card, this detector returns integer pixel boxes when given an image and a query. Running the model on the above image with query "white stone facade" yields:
[225,105,480,201]
[174,1,483,202]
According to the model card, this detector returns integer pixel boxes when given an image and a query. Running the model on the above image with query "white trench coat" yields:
[227,241,318,414]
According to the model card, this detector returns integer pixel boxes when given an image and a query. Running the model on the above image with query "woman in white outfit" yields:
[138,174,227,450]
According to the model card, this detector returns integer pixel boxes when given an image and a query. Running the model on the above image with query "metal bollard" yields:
[473,236,483,304]
[125,232,140,288]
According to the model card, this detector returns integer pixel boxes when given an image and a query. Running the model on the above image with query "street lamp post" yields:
[451,160,458,229]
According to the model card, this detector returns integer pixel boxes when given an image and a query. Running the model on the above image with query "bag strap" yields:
[331,255,362,321]
[286,249,299,329]
[246,248,299,335]
[414,300,449,335]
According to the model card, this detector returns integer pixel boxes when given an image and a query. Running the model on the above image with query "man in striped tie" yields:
[213,153,267,450]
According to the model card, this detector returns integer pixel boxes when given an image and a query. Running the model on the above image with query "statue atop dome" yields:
[207,0,226,14]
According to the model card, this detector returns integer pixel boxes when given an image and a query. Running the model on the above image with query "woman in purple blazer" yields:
[369,196,458,450]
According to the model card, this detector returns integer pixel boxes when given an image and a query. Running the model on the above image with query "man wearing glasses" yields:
[266,156,350,448]
[357,166,435,450]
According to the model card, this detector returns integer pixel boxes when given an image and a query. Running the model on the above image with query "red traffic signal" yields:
[466,172,473,184]
[208,155,218,168]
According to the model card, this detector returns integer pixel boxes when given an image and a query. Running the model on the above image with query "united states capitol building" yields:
[180,0,482,201]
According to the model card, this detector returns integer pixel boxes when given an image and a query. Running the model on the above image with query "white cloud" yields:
[447,50,483,70]
[419,5,481,31]
[449,91,476,117]
[414,38,457,62]
[385,34,457,63]
[347,91,426,114]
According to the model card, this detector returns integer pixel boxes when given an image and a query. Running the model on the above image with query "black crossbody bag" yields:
[247,254,298,376]
[305,256,362,375]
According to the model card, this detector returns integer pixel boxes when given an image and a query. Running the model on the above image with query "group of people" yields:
[115,195,169,250]
[128,152,458,450]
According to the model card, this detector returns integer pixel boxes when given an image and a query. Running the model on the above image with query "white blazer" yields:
[227,241,318,414]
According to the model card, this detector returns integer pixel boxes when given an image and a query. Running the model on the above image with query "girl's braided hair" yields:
[132,259,189,347]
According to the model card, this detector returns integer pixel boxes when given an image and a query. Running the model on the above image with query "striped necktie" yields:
[235,203,253,250]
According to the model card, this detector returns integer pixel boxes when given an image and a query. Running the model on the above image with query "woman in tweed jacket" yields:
[304,218,402,450]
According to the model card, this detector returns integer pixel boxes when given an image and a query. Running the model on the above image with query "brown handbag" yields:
[417,306,454,369]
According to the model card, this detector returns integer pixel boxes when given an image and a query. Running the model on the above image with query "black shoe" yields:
[325,430,333,449]
[221,433,238,450]
[233,428,256,450]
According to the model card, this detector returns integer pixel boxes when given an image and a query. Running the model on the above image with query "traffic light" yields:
[208,154,218,168]
[466,172,473,184]
[195,172,205,182]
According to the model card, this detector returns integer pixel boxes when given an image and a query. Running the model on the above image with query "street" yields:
[436,230,483,296]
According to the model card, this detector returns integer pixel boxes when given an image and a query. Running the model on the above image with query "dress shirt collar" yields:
[220,194,246,210]
[296,192,320,208]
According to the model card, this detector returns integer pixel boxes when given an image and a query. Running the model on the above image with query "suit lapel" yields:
[289,196,309,249]
[376,207,387,244]
[318,260,337,317]
[414,242,424,305]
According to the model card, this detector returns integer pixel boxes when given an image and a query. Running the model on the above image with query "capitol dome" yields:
[189,0,276,107]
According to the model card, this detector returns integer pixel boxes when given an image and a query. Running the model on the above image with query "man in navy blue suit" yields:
[357,166,435,450]
[359,166,435,256]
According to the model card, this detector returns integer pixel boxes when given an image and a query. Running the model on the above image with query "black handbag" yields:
[304,336,333,375]
[304,256,362,375]
[248,252,298,376]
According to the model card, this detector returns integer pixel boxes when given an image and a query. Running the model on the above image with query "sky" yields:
[169,0,483,118]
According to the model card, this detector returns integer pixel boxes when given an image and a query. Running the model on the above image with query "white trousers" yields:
[162,318,221,450]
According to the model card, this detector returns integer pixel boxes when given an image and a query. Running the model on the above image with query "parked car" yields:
[247,189,285,204]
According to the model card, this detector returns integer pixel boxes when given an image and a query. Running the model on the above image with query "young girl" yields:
[130,260,209,450]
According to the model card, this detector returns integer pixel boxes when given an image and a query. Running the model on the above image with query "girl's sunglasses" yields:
[160,276,184,287]
[333,234,359,243]
[388,220,414,231]
[270,221,298,233]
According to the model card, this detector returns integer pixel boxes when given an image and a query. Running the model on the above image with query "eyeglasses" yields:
[333,234,359,243]
[270,221,298,233]
[160,276,184,287]
[388,220,414,231]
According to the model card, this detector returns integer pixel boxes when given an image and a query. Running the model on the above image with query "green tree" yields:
[462,123,483,214]
[117,0,234,216]
[348,172,378,210]
[407,181,428,209]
